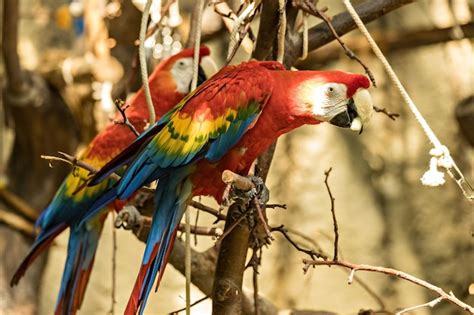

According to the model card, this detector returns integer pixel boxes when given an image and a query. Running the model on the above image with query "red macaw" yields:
[10,46,210,315]
[84,60,374,314]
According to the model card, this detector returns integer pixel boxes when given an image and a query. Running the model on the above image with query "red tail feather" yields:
[11,223,67,286]
[125,244,160,315]
[155,228,179,292]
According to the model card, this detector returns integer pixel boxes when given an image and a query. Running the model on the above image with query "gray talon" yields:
[115,206,145,232]
[230,176,270,206]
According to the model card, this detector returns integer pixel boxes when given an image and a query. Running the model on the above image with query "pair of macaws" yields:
[12,46,374,315]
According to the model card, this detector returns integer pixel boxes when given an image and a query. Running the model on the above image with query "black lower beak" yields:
[329,98,358,128]
[198,65,207,85]
[189,65,208,91]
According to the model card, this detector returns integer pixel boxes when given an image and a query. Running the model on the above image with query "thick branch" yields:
[2,0,24,93]
[284,0,415,66]
[297,22,474,68]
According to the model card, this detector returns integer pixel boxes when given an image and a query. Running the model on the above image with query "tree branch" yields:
[284,0,416,66]
[296,22,474,68]
[2,0,24,93]
[302,259,474,314]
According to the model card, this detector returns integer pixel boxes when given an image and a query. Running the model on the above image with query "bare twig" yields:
[296,22,474,68]
[395,296,444,315]
[213,1,255,61]
[113,100,140,137]
[271,225,327,260]
[294,0,376,86]
[110,211,117,315]
[41,152,154,193]
[302,259,474,314]
[133,214,223,237]
[253,199,273,241]
[285,0,415,69]
[41,152,116,182]
[266,203,287,209]
[223,1,259,63]
[323,168,338,261]
[189,200,226,221]
[145,0,177,39]
[168,295,210,314]
[373,105,400,121]
[0,208,35,237]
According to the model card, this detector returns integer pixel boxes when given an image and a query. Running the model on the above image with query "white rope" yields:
[139,0,156,125]
[277,0,286,64]
[186,1,205,314]
[301,12,309,60]
[342,0,473,201]
[190,0,204,91]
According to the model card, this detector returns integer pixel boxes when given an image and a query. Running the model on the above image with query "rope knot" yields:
[420,146,454,187]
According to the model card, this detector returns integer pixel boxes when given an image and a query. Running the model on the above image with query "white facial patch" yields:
[170,57,194,94]
[304,82,349,121]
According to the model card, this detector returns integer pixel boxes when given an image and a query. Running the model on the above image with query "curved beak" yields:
[329,98,364,134]
[328,89,372,134]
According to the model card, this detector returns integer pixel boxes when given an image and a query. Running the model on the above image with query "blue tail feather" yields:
[125,168,193,315]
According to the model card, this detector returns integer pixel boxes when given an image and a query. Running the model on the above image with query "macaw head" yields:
[154,46,211,94]
[296,71,373,133]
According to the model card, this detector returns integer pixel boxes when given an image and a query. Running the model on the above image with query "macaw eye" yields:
[325,85,336,96]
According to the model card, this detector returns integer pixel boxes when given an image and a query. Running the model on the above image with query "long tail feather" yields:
[55,212,106,315]
[125,170,192,315]
[11,223,67,286]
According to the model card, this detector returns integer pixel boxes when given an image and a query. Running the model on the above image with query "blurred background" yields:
[0,0,473,314]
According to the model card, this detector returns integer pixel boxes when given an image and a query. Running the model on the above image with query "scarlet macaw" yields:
[10,46,210,315]
[85,60,374,314]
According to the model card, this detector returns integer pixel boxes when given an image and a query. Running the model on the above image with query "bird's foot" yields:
[114,205,146,235]
[224,174,270,206]
[220,171,273,243]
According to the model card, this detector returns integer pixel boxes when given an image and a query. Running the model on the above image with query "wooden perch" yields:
[221,170,255,191]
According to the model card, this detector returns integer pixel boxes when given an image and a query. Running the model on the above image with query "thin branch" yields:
[271,225,327,260]
[395,297,444,315]
[40,152,154,193]
[168,295,211,315]
[189,200,226,221]
[113,100,140,137]
[373,105,400,121]
[323,168,338,261]
[127,213,223,238]
[303,259,474,314]
[110,211,117,315]
[139,0,156,125]
[145,0,177,39]
[294,0,376,86]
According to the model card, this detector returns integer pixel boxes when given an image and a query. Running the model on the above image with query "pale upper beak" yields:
[328,89,373,134]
